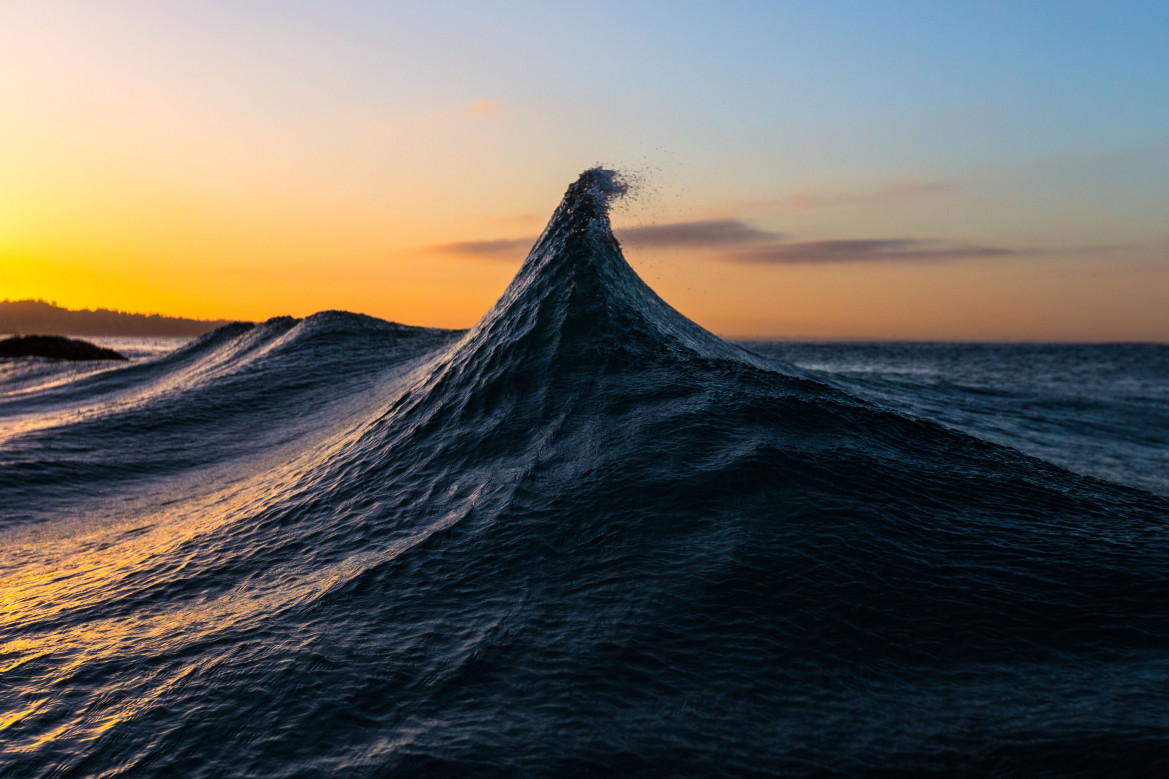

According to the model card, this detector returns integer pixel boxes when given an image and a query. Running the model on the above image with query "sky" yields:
[2,0,1168,340]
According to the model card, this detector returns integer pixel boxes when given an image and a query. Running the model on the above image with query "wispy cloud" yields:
[431,237,534,258]
[427,216,1021,268]
[744,180,949,210]
[467,100,502,117]
[359,99,505,142]
[616,219,781,248]
[724,238,1018,264]
[1039,241,1157,256]
[429,218,780,260]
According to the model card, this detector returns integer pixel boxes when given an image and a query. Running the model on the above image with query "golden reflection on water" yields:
[0,432,343,753]
[0,455,469,756]
[0,351,431,759]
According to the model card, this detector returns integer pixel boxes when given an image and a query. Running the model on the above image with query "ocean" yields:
[2,170,1167,777]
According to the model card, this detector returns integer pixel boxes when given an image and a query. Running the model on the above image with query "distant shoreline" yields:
[4,300,1164,345]
[0,299,242,338]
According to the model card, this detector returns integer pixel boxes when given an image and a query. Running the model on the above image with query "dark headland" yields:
[0,299,238,338]
[0,334,127,361]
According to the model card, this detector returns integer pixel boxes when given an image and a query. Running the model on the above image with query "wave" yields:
[2,169,1167,777]
[742,340,1169,496]
[0,313,459,527]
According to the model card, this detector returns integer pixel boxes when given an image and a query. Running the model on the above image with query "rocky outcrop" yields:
[0,335,127,361]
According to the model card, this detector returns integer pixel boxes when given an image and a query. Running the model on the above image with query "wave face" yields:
[2,169,1168,777]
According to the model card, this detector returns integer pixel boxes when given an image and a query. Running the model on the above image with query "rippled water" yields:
[744,341,1169,497]
[2,169,1167,777]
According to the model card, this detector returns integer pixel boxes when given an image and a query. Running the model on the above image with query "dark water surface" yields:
[2,170,1167,777]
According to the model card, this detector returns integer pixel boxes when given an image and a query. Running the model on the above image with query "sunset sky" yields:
[2,1,1167,340]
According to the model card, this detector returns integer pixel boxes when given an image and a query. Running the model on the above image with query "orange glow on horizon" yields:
[2,3,1168,342]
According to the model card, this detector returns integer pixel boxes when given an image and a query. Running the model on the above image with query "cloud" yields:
[429,218,779,260]
[468,100,502,117]
[1041,241,1156,256]
[745,180,949,210]
[431,237,534,258]
[427,216,1020,268]
[616,219,781,248]
[724,238,1019,264]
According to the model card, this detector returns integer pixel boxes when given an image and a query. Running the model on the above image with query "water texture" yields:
[2,170,1167,777]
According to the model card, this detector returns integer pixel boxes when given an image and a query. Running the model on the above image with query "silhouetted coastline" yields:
[0,299,239,338]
